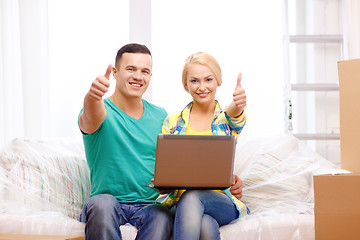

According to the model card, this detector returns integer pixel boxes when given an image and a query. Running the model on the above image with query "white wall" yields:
[47,0,285,140]
[151,0,285,138]
[48,0,129,140]
[4,0,359,153]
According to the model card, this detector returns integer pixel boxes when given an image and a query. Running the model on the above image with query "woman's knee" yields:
[200,214,220,240]
[178,190,203,205]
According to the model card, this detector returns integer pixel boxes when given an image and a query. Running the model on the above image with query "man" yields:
[78,43,173,240]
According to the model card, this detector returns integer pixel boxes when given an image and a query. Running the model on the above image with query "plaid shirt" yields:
[162,101,246,137]
[157,101,250,218]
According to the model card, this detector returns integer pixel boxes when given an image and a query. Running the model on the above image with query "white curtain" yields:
[0,0,128,149]
[0,0,49,148]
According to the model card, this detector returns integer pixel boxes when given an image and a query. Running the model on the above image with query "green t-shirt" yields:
[81,98,167,203]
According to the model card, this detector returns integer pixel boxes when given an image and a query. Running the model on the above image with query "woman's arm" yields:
[225,73,246,118]
[230,174,243,200]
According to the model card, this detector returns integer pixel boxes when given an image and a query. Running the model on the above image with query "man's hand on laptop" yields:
[230,175,243,200]
[150,178,176,194]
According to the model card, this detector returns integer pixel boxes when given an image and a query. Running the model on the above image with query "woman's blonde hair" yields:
[182,52,222,91]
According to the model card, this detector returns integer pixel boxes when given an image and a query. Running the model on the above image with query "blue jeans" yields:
[172,190,238,240]
[80,194,173,240]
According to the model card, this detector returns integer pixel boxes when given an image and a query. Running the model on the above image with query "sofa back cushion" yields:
[0,138,90,220]
[234,134,347,215]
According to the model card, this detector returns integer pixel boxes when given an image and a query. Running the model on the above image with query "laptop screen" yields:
[153,134,236,189]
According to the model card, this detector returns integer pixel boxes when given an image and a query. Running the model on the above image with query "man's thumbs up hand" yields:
[88,64,112,101]
[104,64,112,80]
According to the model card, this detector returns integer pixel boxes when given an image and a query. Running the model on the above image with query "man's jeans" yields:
[172,190,238,240]
[80,194,173,240]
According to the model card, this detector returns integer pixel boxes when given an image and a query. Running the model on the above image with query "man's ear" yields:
[112,67,117,77]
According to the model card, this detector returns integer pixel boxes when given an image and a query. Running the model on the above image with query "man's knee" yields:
[142,204,173,233]
[137,204,173,239]
[147,204,173,223]
[81,194,119,222]
[81,195,122,240]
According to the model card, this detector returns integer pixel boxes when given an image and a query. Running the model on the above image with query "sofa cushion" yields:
[234,134,347,215]
[0,138,90,220]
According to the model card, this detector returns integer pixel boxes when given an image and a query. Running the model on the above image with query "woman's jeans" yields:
[80,194,173,240]
[172,190,238,240]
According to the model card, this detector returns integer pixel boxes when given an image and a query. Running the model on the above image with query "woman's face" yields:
[185,63,218,105]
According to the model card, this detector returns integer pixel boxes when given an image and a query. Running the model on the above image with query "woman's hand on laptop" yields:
[230,175,243,200]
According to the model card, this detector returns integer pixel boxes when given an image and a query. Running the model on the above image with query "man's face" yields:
[113,52,152,99]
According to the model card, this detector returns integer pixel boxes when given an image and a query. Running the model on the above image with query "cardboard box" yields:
[338,58,360,172]
[314,174,360,240]
[0,235,83,240]
[314,59,360,239]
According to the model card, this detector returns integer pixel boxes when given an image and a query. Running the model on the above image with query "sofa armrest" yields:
[0,138,90,220]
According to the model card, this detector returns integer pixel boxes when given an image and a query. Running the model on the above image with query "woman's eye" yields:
[207,78,213,82]
[190,79,197,83]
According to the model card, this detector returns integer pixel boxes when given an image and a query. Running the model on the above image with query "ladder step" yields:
[291,83,339,91]
[293,133,340,140]
[290,34,343,43]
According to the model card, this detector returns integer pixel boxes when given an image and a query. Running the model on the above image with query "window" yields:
[48,0,129,139]
[284,0,343,165]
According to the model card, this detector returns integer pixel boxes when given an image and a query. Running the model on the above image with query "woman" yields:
[157,52,250,240]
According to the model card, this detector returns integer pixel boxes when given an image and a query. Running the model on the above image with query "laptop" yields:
[153,134,236,190]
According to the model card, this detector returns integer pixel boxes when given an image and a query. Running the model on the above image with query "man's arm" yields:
[79,64,112,134]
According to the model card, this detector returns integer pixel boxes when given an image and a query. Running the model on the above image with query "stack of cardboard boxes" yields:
[314,59,360,239]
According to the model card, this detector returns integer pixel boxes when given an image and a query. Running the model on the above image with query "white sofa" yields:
[0,134,347,239]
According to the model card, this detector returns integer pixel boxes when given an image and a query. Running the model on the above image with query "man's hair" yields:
[115,43,152,67]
